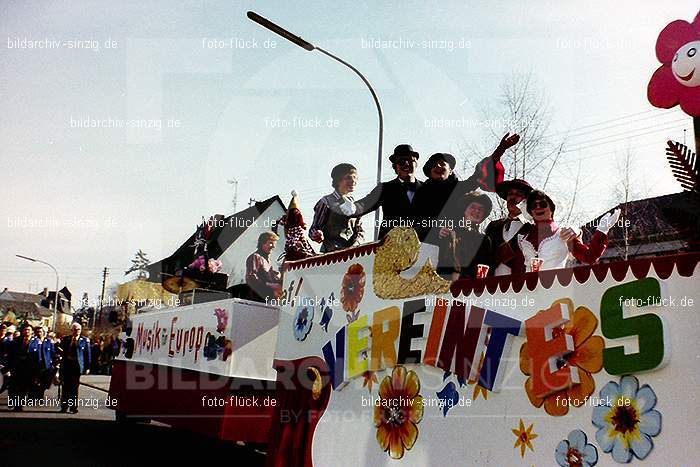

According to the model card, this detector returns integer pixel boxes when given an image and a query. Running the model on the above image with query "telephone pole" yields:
[95,267,108,332]
[227,178,239,213]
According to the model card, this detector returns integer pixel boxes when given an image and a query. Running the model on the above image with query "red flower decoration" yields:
[340,263,366,313]
[647,12,700,117]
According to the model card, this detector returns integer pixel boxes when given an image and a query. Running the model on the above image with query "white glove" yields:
[597,209,621,235]
[516,199,533,222]
[339,198,356,216]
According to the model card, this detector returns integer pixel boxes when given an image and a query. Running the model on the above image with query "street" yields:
[0,376,266,466]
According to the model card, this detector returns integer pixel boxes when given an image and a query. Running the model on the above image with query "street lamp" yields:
[16,254,59,333]
[247,11,384,240]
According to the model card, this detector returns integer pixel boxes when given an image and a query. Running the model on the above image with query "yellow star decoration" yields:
[512,419,538,458]
[470,382,489,401]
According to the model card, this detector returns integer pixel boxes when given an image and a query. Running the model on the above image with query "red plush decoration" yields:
[647,12,700,116]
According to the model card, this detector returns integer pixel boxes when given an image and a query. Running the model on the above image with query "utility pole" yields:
[96,267,108,332]
[227,178,239,213]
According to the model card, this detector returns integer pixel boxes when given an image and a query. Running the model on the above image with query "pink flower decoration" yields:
[214,308,228,333]
[647,13,700,117]
[189,255,206,272]
[208,258,223,273]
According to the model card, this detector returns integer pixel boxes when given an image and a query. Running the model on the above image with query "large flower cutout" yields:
[341,263,366,315]
[555,429,598,467]
[592,375,662,463]
[374,366,424,459]
[647,14,700,116]
[293,304,313,341]
[519,300,604,416]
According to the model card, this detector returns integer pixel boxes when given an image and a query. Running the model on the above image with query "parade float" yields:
[107,10,700,466]
[109,297,280,442]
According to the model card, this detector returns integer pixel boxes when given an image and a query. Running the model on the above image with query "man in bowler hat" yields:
[340,144,422,239]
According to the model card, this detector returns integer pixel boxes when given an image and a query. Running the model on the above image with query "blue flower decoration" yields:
[318,296,333,332]
[442,370,467,387]
[436,382,459,417]
[592,375,662,463]
[293,305,314,341]
[555,429,598,467]
[203,335,218,361]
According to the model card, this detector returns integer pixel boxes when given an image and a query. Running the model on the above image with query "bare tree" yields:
[457,72,574,223]
[608,141,651,260]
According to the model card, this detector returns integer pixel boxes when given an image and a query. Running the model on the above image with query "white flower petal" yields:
[635,385,657,413]
[600,381,621,403]
[612,435,632,463]
[638,410,662,436]
[620,375,639,400]
[582,444,598,465]
[592,405,611,428]
[595,427,615,452]
[568,429,587,452]
[630,433,653,459]
[555,440,569,466]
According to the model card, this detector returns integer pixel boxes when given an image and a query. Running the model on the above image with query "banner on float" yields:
[117,298,279,381]
[275,229,700,466]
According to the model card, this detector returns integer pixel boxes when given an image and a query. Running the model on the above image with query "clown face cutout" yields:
[672,40,700,87]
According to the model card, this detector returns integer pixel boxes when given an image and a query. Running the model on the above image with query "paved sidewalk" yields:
[81,375,111,392]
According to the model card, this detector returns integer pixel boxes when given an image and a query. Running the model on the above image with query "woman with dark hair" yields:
[454,191,494,279]
[309,163,364,253]
[516,189,620,271]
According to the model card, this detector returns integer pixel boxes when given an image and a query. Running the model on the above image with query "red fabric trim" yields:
[451,252,700,297]
[283,242,379,271]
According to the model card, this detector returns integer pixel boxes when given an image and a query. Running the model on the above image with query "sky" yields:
[1,0,698,304]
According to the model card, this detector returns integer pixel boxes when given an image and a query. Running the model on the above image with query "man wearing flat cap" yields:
[340,144,423,239]
[484,178,534,276]
[310,163,364,252]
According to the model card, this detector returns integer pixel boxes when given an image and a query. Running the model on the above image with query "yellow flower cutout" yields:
[512,418,538,458]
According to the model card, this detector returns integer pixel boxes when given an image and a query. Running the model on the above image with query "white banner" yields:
[117,298,279,381]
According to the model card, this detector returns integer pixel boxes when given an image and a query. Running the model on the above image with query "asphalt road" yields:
[0,378,266,467]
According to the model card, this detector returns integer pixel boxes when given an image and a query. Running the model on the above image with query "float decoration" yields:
[373,227,450,299]
[280,190,316,262]
[592,375,662,464]
[512,419,538,458]
[647,12,700,116]
[520,299,604,416]
[555,429,598,467]
[647,11,700,154]
[374,366,424,460]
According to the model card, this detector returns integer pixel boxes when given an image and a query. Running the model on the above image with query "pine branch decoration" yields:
[665,140,698,192]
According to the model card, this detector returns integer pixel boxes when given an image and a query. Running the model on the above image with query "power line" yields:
[543,108,675,139]
[562,123,689,154]
[562,118,688,151]
[554,110,681,140]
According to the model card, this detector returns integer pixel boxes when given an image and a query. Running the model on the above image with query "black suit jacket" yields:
[352,178,423,238]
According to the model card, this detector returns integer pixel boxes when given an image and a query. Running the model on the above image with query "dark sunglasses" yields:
[396,158,415,166]
[532,200,549,209]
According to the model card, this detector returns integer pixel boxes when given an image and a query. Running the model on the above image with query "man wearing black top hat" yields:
[484,178,534,276]
[340,144,422,239]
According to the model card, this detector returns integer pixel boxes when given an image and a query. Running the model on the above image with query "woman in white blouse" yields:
[517,190,620,272]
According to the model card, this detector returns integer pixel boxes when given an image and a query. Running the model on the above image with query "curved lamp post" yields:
[247,11,384,240]
[16,254,59,332]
